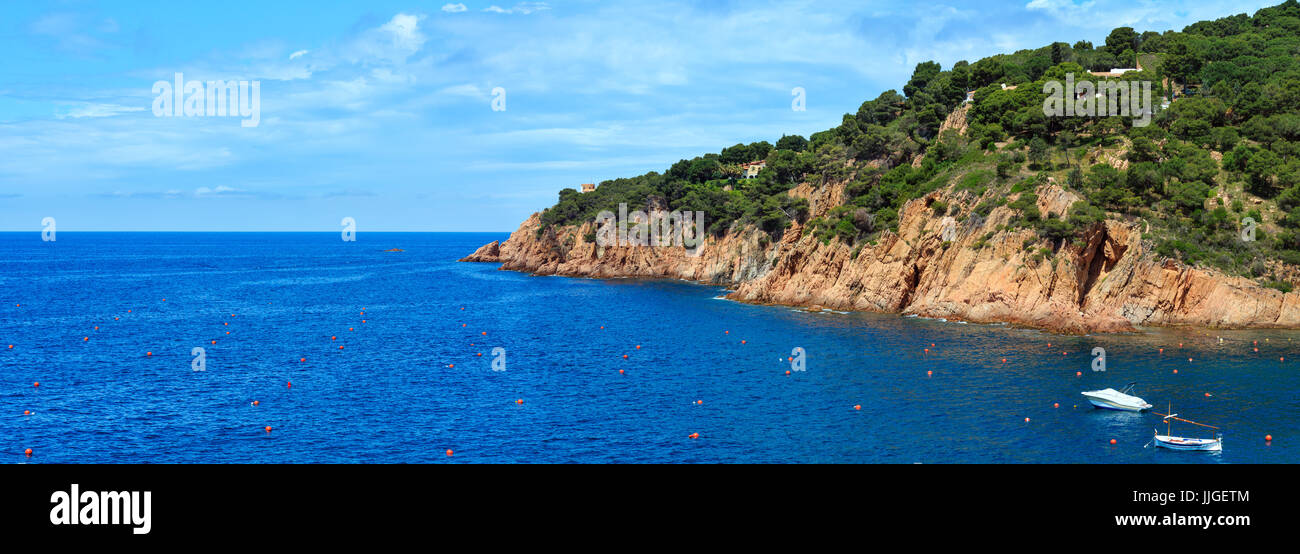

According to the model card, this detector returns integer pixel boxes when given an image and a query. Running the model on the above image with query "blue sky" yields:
[0,0,1278,231]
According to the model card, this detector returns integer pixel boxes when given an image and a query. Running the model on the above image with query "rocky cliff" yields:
[462,179,1300,333]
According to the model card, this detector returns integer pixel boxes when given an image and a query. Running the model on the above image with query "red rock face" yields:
[463,180,1300,334]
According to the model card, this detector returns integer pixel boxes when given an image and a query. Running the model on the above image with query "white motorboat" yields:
[1081,382,1152,412]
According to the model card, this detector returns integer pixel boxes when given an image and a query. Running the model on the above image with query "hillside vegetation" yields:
[537,1,1300,291]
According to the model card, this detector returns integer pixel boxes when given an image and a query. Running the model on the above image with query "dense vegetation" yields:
[537,1,1300,286]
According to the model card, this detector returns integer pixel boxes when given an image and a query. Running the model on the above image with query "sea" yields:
[2,232,1296,463]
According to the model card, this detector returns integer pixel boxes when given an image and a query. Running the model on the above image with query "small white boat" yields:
[1081,382,1152,412]
[1153,433,1222,451]
[1151,406,1222,452]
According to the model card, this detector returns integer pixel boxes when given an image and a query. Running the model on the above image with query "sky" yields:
[0,0,1281,231]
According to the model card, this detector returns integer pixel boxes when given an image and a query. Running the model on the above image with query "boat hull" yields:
[1082,393,1151,412]
[1154,434,1222,451]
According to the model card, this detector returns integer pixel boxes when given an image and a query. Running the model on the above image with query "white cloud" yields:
[442,3,468,13]
[484,2,551,15]
[55,103,146,119]
[194,185,243,197]
[289,49,309,60]
[343,13,427,64]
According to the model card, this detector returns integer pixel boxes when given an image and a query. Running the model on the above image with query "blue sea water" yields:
[2,232,1297,463]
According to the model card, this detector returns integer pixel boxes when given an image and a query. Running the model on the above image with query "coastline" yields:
[463,180,1300,335]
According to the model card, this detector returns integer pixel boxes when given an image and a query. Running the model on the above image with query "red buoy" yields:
[1110,439,1117,445]
[25,448,32,457]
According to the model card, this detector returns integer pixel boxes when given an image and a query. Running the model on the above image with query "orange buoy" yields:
[1047,342,1051,347]
[461,324,466,327]
[635,345,641,350]
[853,405,861,410]
[25,448,32,457]
[1002,358,1007,363]
[265,426,272,433]
[211,340,216,345]
[1254,348,1259,352]
[349,328,353,331]
[480,331,485,335]
[115,317,119,321]
[623,354,628,359]
[927,370,933,376]
[1188,358,1193,362]
[1173,369,1179,374]
[449,364,455,368]
[300,358,305,362]
[83,337,88,341]
[785,370,791,375]
[1159,348,1164,353]
[338,346,343,350]
[619,369,624,374]
[224,322,228,326]
[924,348,929,354]
[225,331,230,335]
[362,320,367,323]
[477,352,482,357]
[689,433,699,439]
[146,352,152,357]
[33,382,39,388]
[1266,434,1273,442]
[600,326,604,329]
[446,449,454,456]
[252,401,259,406]
[1025,417,1030,423]
[24,410,30,415]
[724,330,728,334]
[94,326,98,330]
[1053,403,1059,408]
[1110,439,1117,445]
[696,400,703,405]
[7,345,11,349]
[331,336,336,340]
[287,381,292,388]
[515,399,523,405]
[741,340,746,344]
[1076,371,1082,376]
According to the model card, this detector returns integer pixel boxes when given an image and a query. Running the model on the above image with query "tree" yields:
[1104,27,1139,56]
[1028,137,1049,168]
[904,61,942,98]
[775,134,808,152]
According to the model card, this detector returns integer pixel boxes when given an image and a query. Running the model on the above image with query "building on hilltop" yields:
[580,183,596,193]
[740,161,766,179]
